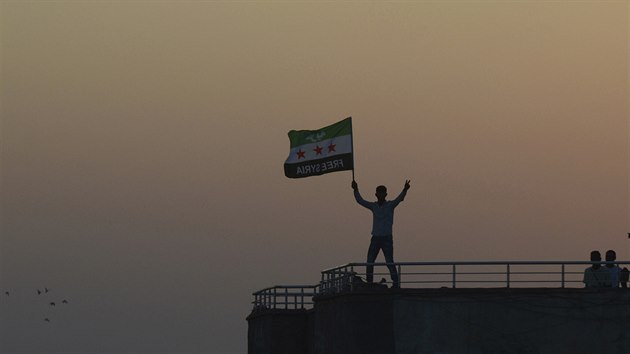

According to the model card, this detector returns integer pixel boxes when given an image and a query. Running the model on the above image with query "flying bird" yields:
[37,289,41,295]
[4,291,8,296]
[49,302,56,306]
[62,299,68,304]
[45,287,49,293]
[44,318,50,322]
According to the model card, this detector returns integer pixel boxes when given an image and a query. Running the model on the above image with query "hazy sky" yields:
[1,1,628,353]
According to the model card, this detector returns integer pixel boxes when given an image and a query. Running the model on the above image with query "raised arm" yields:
[352,181,372,209]
[391,180,411,207]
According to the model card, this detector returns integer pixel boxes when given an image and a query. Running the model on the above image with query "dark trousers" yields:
[366,235,399,286]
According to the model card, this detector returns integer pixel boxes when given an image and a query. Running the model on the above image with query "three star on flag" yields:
[296,143,336,160]
[284,117,353,178]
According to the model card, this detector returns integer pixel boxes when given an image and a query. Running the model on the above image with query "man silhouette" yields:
[583,250,610,288]
[352,179,410,288]
[604,249,621,288]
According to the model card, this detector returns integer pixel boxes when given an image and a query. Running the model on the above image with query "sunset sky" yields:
[1,1,628,353]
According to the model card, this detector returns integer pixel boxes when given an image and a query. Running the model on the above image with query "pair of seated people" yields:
[583,250,629,288]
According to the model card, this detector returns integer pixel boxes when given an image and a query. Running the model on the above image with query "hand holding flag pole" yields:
[349,117,355,183]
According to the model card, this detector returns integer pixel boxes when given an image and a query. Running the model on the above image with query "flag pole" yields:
[349,116,355,182]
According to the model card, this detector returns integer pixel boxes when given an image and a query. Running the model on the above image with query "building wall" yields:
[247,309,312,354]
[388,288,630,354]
[248,289,630,354]
[312,292,395,354]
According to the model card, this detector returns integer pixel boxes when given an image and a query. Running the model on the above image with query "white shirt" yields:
[606,265,620,288]
[354,188,407,237]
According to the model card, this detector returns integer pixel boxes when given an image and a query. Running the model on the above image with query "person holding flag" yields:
[352,179,410,288]
[284,117,410,288]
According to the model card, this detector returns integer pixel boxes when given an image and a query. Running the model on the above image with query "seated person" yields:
[604,249,621,288]
[583,250,610,288]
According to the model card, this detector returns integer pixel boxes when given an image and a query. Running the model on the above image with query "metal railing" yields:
[320,261,630,294]
[251,285,319,311]
[251,261,629,309]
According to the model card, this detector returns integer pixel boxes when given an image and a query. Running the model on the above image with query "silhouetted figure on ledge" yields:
[583,250,610,288]
[604,249,621,288]
[352,179,410,288]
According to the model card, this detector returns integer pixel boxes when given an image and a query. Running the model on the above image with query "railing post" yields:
[328,271,332,293]
[452,264,457,288]
[329,272,331,293]
[350,265,355,291]
[398,264,402,286]
[273,288,277,309]
[561,264,565,288]
[339,268,342,292]
[506,264,511,288]
[321,273,325,293]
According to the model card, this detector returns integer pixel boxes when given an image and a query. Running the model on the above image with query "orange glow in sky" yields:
[1,2,628,353]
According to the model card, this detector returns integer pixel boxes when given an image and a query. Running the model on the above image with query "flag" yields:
[284,117,353,178]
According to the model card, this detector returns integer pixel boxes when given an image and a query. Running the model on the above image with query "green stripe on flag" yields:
[288,117,352,148]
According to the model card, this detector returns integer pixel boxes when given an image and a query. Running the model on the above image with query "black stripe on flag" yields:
[284,153,353,178]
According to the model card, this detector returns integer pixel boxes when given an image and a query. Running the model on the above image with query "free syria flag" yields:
[284,117,354,178]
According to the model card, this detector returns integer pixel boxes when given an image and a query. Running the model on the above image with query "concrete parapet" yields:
[247,309,312,354]
[248,288,630,354]
[388,288,630,354]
